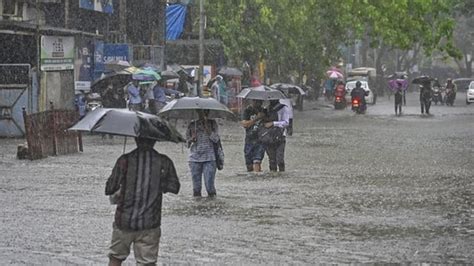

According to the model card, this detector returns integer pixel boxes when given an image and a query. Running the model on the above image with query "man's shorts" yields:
[109,223,161,265]
[244,142,265,165]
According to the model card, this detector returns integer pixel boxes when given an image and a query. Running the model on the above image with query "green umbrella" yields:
[133,69,161,81]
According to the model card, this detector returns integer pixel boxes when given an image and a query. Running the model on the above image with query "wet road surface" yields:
[0,92,473,264]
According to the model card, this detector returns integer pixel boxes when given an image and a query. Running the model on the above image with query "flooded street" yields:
[1,93,473,264]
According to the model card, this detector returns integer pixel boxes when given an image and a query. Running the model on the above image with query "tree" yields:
[205,0,459,82]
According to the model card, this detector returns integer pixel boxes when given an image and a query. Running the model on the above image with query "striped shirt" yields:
[105,148,180,231]
[186,119,220,162]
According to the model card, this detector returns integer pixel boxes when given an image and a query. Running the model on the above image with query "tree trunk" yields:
[465,55,473,77]
[375,45,387,96]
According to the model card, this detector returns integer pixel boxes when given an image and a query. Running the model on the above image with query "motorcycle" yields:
[86,100,103,112]
[351,96,366,114]
[334,95,346,110]
[333,85,346,110]
[86,92,103,112]
[431,86,443,105]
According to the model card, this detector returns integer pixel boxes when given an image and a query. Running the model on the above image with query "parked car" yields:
[345,80,375,104]
[466,81,474,105]
[453,78,474,92]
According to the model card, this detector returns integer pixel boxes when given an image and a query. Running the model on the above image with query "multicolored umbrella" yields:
[326,67,344,79]
[132,69,161,81]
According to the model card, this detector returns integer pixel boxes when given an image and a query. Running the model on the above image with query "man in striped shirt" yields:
[105,137,180,265]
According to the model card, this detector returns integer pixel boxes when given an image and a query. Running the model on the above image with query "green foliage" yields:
[205,0,460,78]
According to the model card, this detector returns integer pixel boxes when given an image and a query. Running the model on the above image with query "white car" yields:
[345,80,375,104]
[466,81,474,104]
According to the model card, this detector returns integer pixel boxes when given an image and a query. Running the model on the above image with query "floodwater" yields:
[0,92,473,264]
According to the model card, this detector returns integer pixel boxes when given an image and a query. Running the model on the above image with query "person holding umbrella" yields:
[241,99,266,172]
[71,111,185,266]
[105,137,180,266]
[127,80,142,111]
[394,81,404,116]
[186,109,221,198]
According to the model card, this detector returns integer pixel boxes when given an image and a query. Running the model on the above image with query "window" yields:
[1,0,18,16]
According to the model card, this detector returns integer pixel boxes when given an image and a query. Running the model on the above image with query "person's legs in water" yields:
[266,144,278,171]
[244,142,253,172]
[189,162,203,197]
[203,160,217,197]
[252,143,265,172]
[287,118,293,136]
[275,140,286,172]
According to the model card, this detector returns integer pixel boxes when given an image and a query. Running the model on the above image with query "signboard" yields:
[79,0,113,14]
[75,40,94,91]
[93,41,129,79]
[40,36,74,71]
[74,81,91,92]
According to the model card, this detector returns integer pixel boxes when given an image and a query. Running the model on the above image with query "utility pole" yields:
[36,0,42,111]
[64,0,69,28]
[159,0,166,70]
[198,0,205,97]
[119,0,127,42]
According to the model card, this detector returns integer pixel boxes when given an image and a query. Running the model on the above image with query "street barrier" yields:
[22,103,82,160]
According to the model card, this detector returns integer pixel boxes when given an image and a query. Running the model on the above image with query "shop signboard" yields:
[40,36,75,71]
[93,41,129,79]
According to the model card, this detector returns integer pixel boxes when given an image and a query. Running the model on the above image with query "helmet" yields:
[356,81,361,87]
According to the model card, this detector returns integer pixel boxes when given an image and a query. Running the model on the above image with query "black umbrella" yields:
[91,70,132,92]
[68,108,185,142]
[270,83,306,95]
[160,70,180,80]
[104,60,131,72]
[158,97,237,120]
[236,86,286,100]
[218,66,243,77]
[412,75,433,85]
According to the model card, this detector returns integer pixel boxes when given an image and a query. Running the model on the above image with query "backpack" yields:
[257,103,286,144]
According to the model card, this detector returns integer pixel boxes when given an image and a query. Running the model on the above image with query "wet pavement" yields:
[0,92,473,264]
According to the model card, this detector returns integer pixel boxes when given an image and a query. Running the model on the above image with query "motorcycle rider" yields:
[445,78,457,106]
[351,81,367,112]
[334,80,346,97]
[432,78,443,105]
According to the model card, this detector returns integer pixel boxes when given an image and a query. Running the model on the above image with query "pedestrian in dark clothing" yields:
[74,90,87,119]
[105,137,180,265]
[263,100,290,172]
[394,82,403,116]
[241,99,265,172]
[420,81,432,114]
